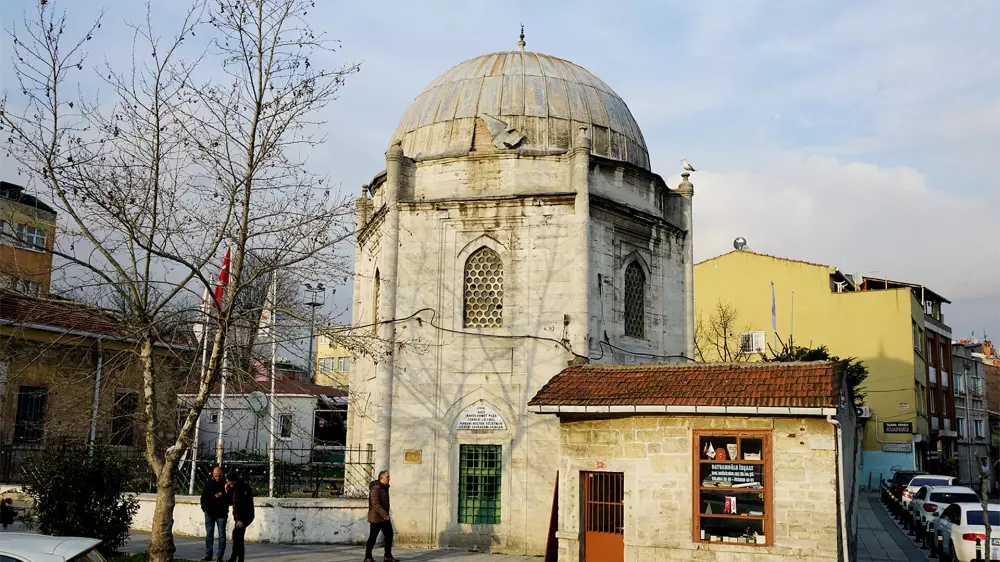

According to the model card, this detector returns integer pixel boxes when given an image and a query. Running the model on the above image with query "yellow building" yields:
[695,250,952,488]
[0,181,57,296]
[315,329,352,389]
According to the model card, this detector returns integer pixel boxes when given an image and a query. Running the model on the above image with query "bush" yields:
[21,444,139,554]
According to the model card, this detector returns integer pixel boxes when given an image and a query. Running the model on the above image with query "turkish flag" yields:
[213,248,231,306]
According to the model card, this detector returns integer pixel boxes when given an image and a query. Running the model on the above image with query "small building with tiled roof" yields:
[529,361,860,562]
[178,366,348,469]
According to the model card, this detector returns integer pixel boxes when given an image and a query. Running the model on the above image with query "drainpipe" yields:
[88,338,104,446]
[827,414,849,562]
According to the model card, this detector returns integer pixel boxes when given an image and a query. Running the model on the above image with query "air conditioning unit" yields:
[855,406,872,419]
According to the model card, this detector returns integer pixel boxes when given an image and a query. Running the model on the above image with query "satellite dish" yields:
[246,391,268,413]
[734,237,748,251]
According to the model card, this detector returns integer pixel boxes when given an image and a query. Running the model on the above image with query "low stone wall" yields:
[132,494,370,544]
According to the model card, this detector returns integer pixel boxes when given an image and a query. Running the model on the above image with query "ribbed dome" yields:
[390,51,649,170]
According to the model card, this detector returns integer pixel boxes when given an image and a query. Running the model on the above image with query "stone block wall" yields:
[556,415,841,562]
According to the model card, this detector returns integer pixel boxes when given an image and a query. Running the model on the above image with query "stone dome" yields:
[390,51,650,170]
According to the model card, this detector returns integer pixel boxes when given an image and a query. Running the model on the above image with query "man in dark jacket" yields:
[365,470,396,562]
[200,466,229,561]
[225,471,255,562]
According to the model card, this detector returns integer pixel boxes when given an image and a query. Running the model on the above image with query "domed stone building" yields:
[348,37,695,554]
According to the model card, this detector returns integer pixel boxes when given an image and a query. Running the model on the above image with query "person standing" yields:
[1,497,15,530]
[200,466,230,562]
[225,471,255,562]
[365,470,397,562]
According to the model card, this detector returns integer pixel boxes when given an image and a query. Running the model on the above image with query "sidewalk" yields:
[123,532,540,562]
[858,493,929,562]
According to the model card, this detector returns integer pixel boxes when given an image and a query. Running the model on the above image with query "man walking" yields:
[225,471,255,562]
[365,470,397,562]
[200,466,229,562]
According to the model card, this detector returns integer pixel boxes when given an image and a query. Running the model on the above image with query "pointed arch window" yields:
[464,247,503,328]
[624,261,645,338]
[372,269,380,334]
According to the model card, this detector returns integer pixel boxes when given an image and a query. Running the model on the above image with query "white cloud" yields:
[685,153,1000,301]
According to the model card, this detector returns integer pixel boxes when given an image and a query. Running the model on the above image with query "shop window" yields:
[695,431,771,546]
[463,247,504,328]
[458,444,502,524]
[623,261,645,338]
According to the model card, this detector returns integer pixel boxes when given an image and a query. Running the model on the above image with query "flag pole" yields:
[189,327,209,495]
[771,282,777,352]
[213,249,231,468]
[267,273,278,498]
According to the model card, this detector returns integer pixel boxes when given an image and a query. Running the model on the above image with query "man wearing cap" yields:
[224,471,255,562]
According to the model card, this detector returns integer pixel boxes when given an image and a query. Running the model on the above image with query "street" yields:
[121,532,540,562]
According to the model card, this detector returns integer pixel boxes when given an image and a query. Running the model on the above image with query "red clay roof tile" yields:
[528,361,841,408]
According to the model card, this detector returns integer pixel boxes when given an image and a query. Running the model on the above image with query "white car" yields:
[0,534,106,562]
[937,502,1000,562]
[904,474,958,509]
[909,485,981,528]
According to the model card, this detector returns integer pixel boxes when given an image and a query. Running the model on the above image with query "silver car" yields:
[0,534,106,562]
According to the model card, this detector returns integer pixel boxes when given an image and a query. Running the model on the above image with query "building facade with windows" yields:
[953,340,991,483]
[0,182,56,297]
[315,330,353,389]
[347,43,694,554]
[694,250,952,487]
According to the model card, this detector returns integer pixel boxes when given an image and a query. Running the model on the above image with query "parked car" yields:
[0,533,106,562]
[904,474,959,509]
[910,485,981,528]
[936,502,1000,562]
[890,470,927,498]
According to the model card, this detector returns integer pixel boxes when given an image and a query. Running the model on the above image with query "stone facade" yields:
[554,415,855,561]
[347,48,693,555]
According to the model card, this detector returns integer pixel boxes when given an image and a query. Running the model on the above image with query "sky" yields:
[1,0,998,341]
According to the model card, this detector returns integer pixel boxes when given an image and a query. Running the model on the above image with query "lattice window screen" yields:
[464,247,503,328]
[624,261,645,338]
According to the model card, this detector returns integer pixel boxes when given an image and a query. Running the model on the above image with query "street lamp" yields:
[304,283,327,383]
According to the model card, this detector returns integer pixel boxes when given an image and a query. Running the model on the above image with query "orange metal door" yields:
[583,472,624,562]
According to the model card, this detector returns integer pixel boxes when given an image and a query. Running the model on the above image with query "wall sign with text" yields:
[456,403,507,430]
[883,422,913,434]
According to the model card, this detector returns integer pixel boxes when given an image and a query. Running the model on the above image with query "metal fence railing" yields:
[0,440,374,499]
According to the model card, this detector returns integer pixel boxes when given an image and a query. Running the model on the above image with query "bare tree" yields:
[1,0,359,559]
[694,300,753,362]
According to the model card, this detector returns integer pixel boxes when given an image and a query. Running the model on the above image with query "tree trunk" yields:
[148,471,178,562]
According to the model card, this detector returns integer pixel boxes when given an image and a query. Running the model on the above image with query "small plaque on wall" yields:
[403,450,422,464]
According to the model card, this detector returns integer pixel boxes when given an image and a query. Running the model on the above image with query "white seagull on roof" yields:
[681,159,697,172]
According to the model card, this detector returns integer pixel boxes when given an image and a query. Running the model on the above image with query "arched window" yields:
[372,269,380,333]
[464,247,503,328]
[624,261,645,338]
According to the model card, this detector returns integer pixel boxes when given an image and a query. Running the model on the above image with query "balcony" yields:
[929,366,937,384]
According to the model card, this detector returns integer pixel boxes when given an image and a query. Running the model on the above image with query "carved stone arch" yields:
[456,233,507,262]
[621,249,651,277]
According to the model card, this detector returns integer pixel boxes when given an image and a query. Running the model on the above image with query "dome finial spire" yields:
[518,23,526,50]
